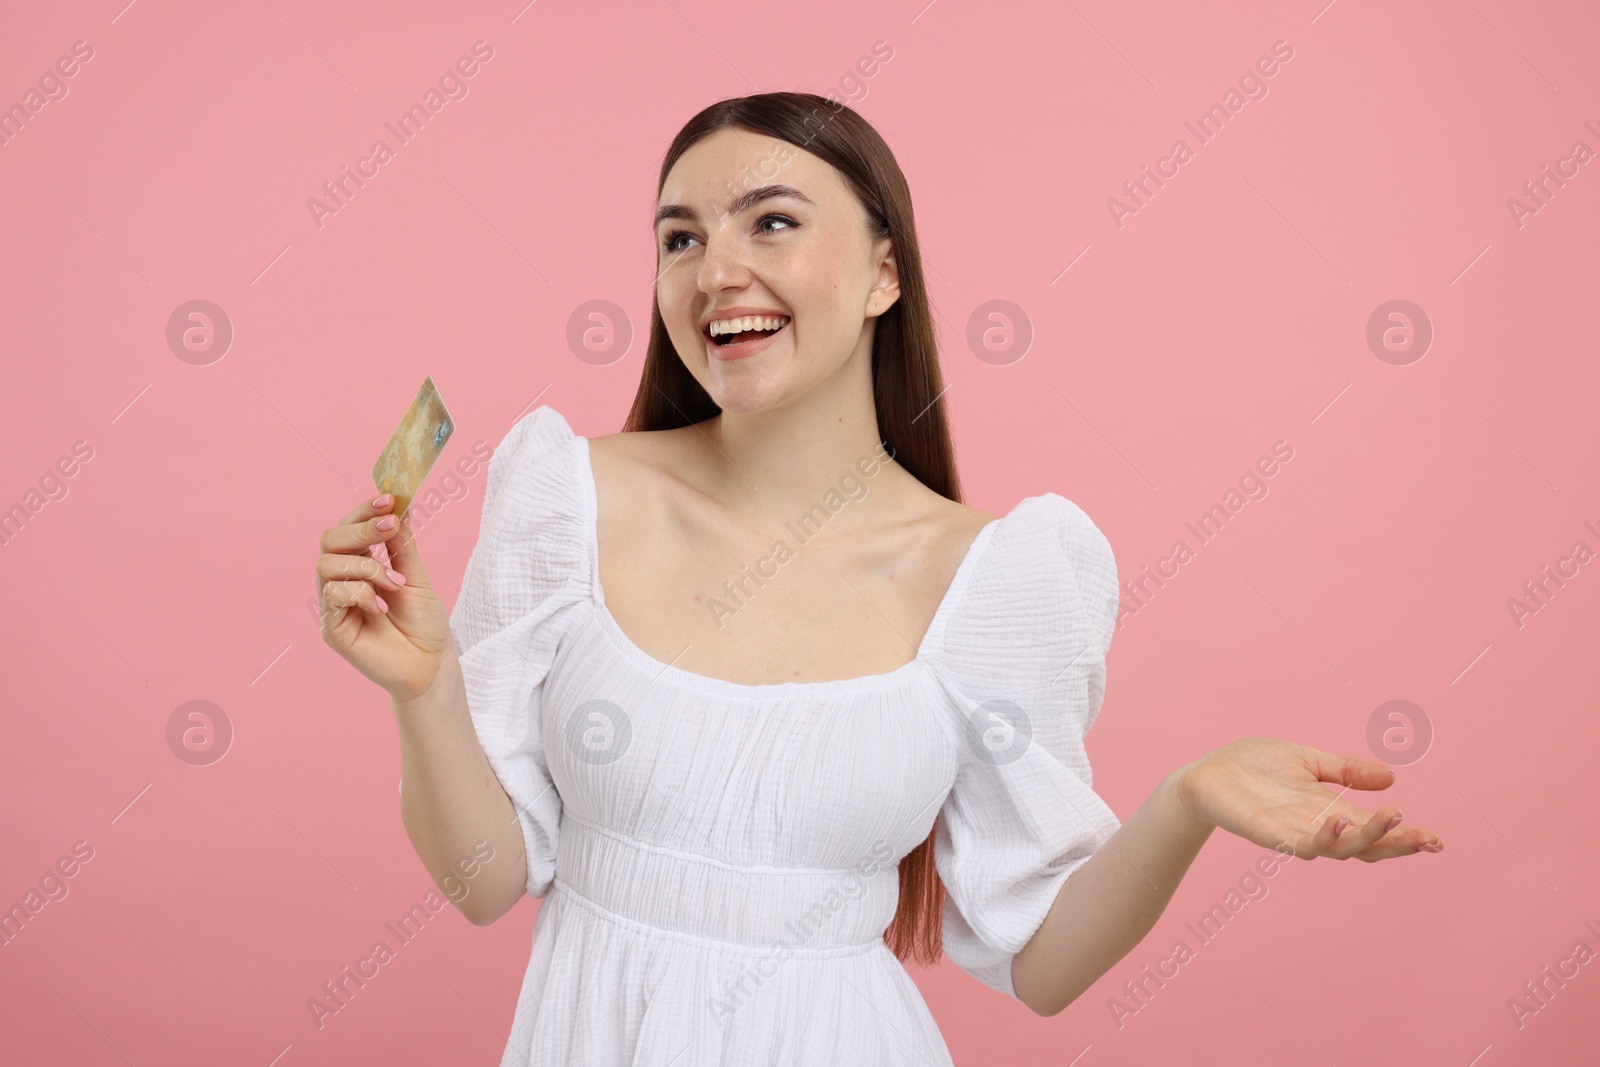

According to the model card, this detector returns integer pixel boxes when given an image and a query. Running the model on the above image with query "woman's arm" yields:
[392,650,530,926]
[316,496,533,927]
[1012,740,1439,1016]
[1011,763,1211,1017]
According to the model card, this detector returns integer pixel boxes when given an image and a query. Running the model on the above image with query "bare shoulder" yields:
[876,480,1001,578]
[895,466,1000,530]
[588,425,682,478]
[927,493,1002,553]
[585,425,704,519]
[946,495,1002,531]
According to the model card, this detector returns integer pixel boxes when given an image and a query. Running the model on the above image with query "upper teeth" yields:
[708,315,789,337]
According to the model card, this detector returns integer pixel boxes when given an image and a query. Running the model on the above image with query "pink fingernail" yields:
[386,568,406,586]
[1332,816,1349,835]
[376,515,396,531]
[1387,814,1403,831]
[376,595,389,613]
[373,494,391,507]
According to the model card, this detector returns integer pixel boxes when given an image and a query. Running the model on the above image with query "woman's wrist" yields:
[390,651,465,718]
[1163,759,1217,837]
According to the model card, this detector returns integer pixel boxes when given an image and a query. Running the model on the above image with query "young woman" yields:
[315,92,1441,1065]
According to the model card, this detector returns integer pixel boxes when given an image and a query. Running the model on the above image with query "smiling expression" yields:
[653,126,900,416]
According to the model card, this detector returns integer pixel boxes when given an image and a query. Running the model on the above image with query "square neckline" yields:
[572,432,1004,697]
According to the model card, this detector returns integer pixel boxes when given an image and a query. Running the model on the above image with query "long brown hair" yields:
[622,92,961,968]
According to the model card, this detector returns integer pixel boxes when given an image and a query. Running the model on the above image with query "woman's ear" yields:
[867,237,901,318]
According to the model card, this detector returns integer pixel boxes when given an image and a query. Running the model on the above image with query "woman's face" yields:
[653,126,900,417]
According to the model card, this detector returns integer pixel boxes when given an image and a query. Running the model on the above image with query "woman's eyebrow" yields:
[653,184,815,229]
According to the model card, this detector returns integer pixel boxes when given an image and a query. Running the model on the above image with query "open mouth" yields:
[705,316,791,348]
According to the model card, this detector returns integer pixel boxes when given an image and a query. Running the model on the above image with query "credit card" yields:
[372,376,454,519]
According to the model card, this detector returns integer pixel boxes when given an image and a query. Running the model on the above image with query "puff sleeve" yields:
[448,405,589,900]
[931,493,1123,1002]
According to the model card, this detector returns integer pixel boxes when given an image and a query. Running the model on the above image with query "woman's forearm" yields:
[391,651,530,925]
[1012,763,1215,1016]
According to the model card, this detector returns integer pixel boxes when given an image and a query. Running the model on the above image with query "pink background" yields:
[3,0,1597,1063]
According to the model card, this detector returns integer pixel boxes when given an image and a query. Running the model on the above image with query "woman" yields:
[315,92,1442,1064]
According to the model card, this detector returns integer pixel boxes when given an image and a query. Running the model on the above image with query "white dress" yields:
[449,405,1123,1065]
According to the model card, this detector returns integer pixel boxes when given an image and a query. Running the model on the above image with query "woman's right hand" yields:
[316,494,455,702]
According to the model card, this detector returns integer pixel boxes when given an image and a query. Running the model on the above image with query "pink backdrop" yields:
[3,0,1596,1063]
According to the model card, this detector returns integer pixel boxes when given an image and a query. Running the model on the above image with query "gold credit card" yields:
[372,376,454,519]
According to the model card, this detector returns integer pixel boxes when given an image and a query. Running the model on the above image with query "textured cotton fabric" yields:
[448,405,1122,1065]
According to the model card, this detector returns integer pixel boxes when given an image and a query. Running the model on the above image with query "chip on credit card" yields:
[371,376,454,519]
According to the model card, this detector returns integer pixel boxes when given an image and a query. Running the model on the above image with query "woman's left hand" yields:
[1175,738,1444,861]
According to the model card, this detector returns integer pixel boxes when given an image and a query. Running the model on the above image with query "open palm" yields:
[1177,738,1444,861]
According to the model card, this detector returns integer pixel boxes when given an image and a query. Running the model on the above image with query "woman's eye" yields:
[756,214,797,235]
[660,214,797,255]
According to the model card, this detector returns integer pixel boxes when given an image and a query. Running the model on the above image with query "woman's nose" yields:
[697,227,752,292]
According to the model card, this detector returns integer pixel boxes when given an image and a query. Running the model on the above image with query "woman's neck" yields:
[692,348,915,523]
